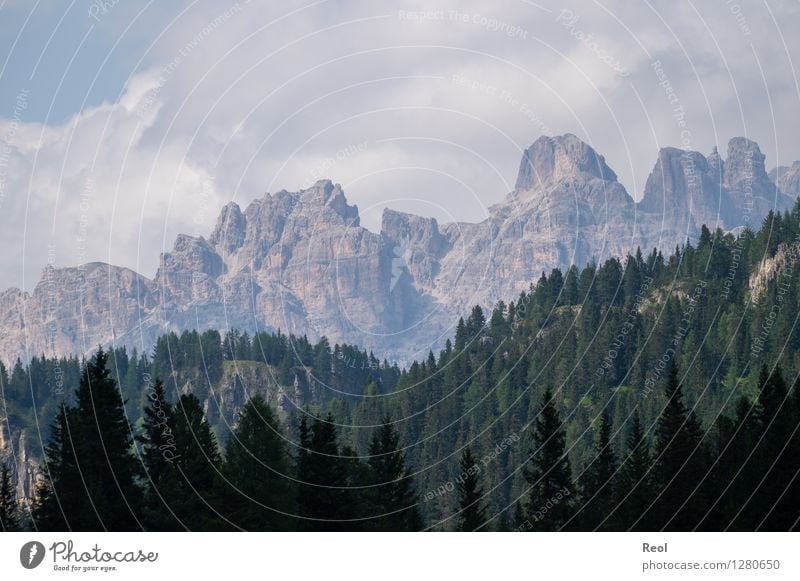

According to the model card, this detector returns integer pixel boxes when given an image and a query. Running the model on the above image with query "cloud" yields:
[0,0,798,289]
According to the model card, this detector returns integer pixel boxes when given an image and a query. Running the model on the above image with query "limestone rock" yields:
[0,136,796,366]
[770,161,800,199]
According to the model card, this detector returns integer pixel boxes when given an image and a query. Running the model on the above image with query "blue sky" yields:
[1,0,799,289]
[0,0,163,122]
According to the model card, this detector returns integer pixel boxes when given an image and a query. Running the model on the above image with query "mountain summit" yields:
[515,134,618,191]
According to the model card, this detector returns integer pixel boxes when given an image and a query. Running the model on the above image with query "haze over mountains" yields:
[1,134,796,365]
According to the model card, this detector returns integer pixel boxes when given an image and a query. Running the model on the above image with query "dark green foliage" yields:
[456,447,486,531]
[524,389,573,530]
[614,411,654,531]
[365,417,421,531]
[577,411,617,530]
[295,413,352,530]
[163,394,225,530]
[223,395,292,530]
[32,349,143,531]
[138,379,179,530]
[651,364,708,531]
[0,462,18,531]
[73,348,143,530]
[31,406,76,531]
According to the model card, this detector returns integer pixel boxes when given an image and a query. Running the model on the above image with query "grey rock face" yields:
[210,202,246,256]
[770,161,800,199]
[639,147,726,233]
[0,262,158,364]
[0,135,796,365]
[723,137,793,225]
[639,138,794,236]
[515,134,617,191]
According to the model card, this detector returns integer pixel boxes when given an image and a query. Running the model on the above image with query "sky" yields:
[0,0,799,290]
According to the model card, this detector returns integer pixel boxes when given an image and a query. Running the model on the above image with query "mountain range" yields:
[1,134,797,365]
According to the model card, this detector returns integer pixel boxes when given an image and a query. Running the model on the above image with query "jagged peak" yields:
[296,179,360,225]
[381,207,440,230]
[707,146,723,178]
[725,136,766,170]
[210,201,246,254]
[169,232,212,249]
[515,133,618,191]
[381,208,445,250]
[726,136,763,155]
[723,136,770,190]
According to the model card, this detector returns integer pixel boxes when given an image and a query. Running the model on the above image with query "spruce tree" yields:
[224,395,292,530]
[73,347,143,530]
[0,462,18,531]
[165,394,225,530]
[751,366,796,530]
[525,389,573,530]
[456,446,486,531]
[296,413,351,530]
[652,364,707,531]
[34,404,81,531]
[366,416,421,531]
[712,396,758,530]
[578,411,617,530]
[138,379,180,530]
[615,411,654,530]
[30,476,61,532]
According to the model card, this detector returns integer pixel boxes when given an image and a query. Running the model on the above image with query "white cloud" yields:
[0,0,798,289]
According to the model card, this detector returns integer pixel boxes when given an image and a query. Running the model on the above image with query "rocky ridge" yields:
[0,134,796,368]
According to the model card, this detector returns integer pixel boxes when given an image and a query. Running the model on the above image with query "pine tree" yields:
[456,446,486,531]
[0,462,19,531]
[751,366,796,530]
[578,411,617,530]
[73,347,143,530]
[30,476,60,531]
[164,394,225,530]
[525,389,573,530]
[366,416,421,531]
[34,404,80,531]
[652,364,707,531]
[224,395,293,530]
[138,379,180,530]
[712,396,758,530]
[615,411,654,530]
[296,413,351,530]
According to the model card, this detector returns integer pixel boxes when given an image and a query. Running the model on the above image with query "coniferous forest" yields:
[3,208,800,531]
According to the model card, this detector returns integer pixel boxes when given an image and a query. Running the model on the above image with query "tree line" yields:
[1,348,417,531]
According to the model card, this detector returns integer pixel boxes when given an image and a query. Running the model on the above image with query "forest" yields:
[2,205,800,531]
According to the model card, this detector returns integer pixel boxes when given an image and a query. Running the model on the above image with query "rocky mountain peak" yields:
[514,134,618,191]
[723,137,769,191]
[381,209,447,254]
[707,146,723,181]
[210,201,246,255]
[159,234,222,274]
[638,146,725,230]
[297,179,360,225]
